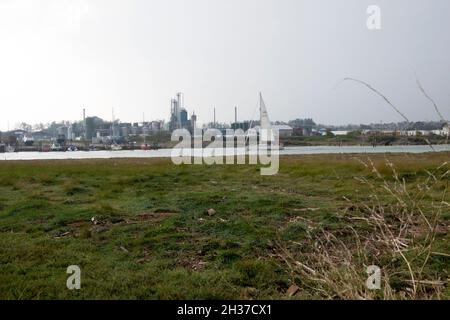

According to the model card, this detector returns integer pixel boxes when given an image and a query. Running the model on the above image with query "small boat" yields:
[23,136,34,146]
[67,145,78,152]
[110,144,122,151]
[51,143,63,152]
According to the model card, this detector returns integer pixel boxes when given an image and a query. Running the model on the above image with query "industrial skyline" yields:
[1,0,450,131]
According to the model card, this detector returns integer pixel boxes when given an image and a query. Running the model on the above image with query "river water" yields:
[1,144,449,161]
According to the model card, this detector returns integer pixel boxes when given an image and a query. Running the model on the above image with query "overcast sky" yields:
[0,0,449,130]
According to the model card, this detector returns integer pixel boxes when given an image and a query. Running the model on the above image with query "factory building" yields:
[169,92,196,133]
[273,124,294,137]
[180,109,188,126]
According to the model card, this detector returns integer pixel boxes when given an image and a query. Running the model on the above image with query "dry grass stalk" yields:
[277,159,449,299]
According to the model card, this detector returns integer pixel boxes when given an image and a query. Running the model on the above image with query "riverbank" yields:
[1,144,450,161]
[281,133,449,146]
[3,133,448,153]
[0,154,448,299]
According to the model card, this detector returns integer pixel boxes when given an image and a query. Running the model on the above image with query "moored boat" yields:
[51,143,63,151]
[110,144,122,151]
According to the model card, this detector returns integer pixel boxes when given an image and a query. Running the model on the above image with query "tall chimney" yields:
[234,106,237,125]
[176,93,183,128]
[83,108,86,137]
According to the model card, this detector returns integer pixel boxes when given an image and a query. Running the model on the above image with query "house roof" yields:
[272,125,293,130]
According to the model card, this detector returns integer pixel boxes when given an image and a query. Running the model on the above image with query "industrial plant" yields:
[169,92,197,132]
[1,91,450,153]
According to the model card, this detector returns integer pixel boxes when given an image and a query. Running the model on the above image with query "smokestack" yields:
[235,106,237,124]
[176,92,184,109]
[176,93,183,128]
[83,108,86,137]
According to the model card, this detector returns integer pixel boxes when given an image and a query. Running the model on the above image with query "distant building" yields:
[254,124,293,137]
[180,108,188,126]
[272,124,293,137]
[131,123,142,135]
[92,129,110,143]
[190,113,197,131]
[66,125,75,141]
[331,130,349,136]
[431,124,449,137]
[111,124,121,138]
[314,128,327,136]
[399,130,434,137]
[23,136,34,146]
[231,121,251,132]
[85,116,103,140]
[169,92,196,133]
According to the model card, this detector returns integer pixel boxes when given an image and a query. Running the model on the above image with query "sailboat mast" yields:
[245,93,262,145]
[259,92,263,123]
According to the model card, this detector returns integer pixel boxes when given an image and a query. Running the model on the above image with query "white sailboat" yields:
[258,93,284,151]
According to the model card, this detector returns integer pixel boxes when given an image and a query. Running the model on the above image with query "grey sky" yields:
[0,0,449,130]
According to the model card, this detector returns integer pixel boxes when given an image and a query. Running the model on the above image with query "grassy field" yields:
[0,153,449,299]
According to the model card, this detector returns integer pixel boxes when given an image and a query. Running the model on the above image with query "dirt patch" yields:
[66,212,176,230]
[136,247,152,264]
[60,212,178,238]
[177,255,207,271]
[408,220,449,238]
[136,211,177,222]
[67,220,88,228]
[292,207,321,212]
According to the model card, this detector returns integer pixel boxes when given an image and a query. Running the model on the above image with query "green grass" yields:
[0,153,449,299]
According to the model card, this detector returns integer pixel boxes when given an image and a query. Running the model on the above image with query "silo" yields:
[180,108,188,125]
[191,113,197,130]
[112,125,120,138]
[67,126,73,140]
[151,121,161,132]
[176,92,184,109]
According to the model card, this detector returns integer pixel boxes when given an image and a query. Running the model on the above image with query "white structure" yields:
[431,124,449,137]
[67,126,75,140]
[331,130,349,136]
[273,124,293,137]
[252,93,293,138]
[255,125,293,137]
